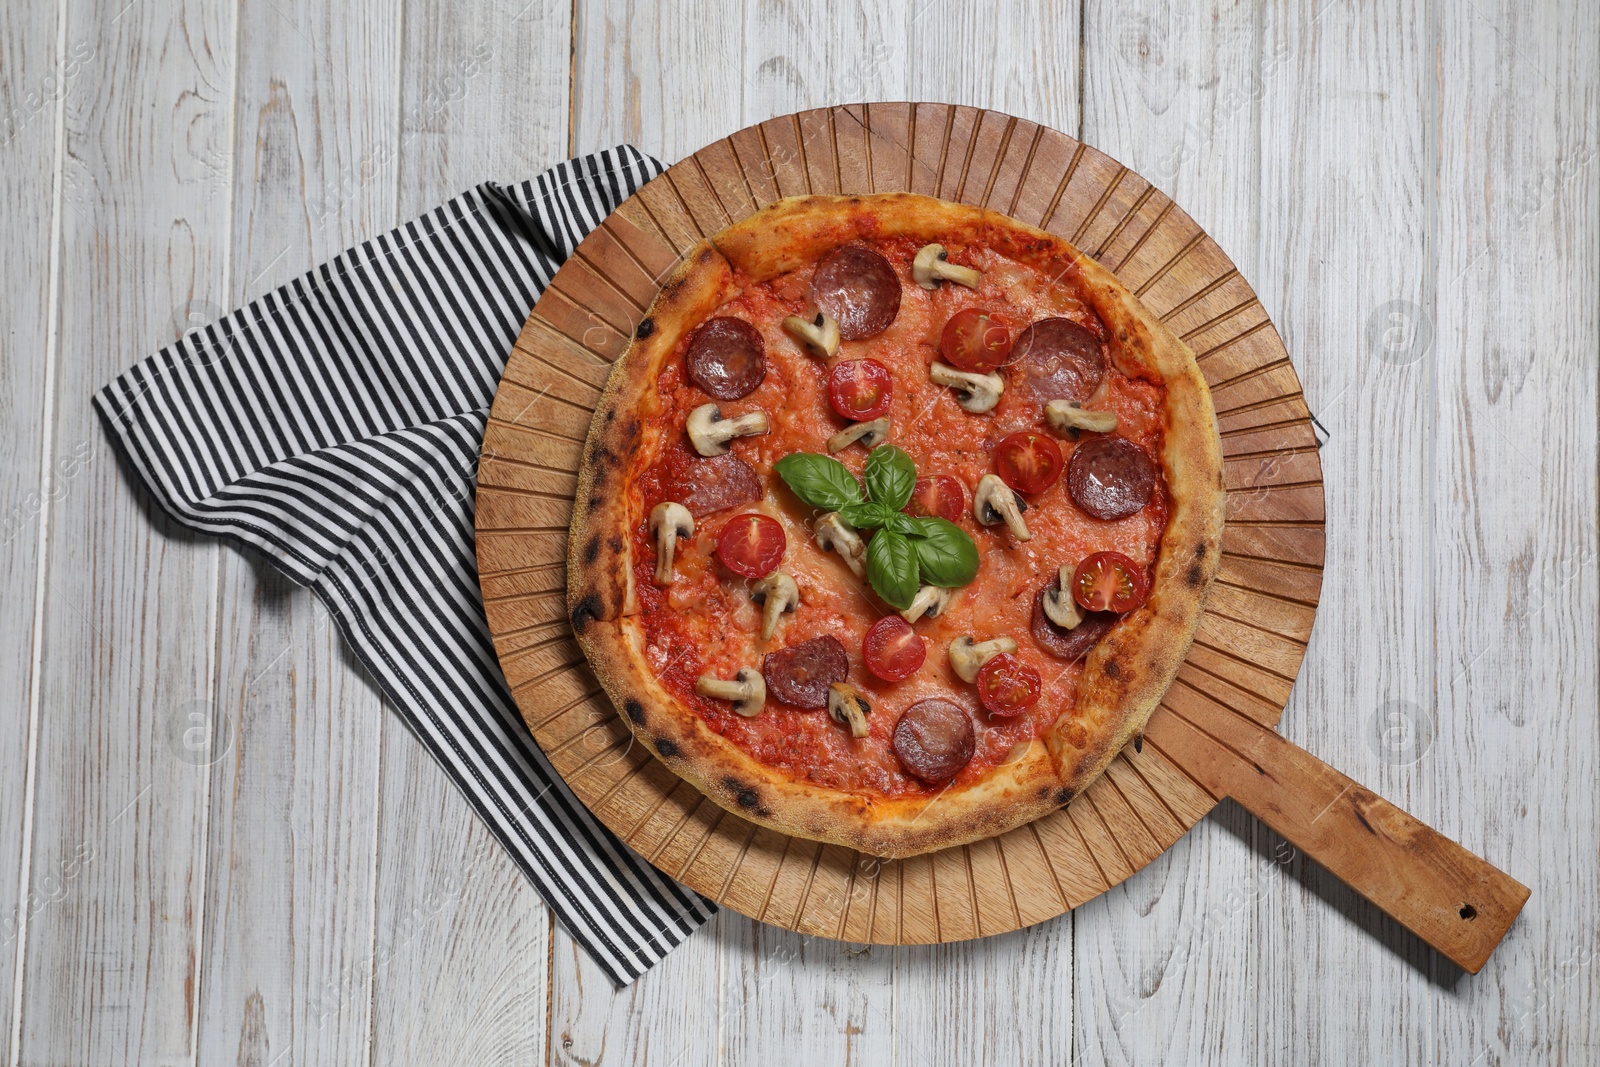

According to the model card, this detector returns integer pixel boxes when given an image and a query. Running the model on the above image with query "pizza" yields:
[565,192,1224,858]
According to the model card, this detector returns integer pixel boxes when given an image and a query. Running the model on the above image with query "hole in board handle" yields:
[1459,903,1477,921]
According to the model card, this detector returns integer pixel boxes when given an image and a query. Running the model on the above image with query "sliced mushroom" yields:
[899,584,954,624]
[1044,399,1118,437]
[750,571,799,641]
[648,501,695,585]
[912,243,982,290]
[814,512,866,578]
[826,415,891,454]
[1041,565,1084,629]
[972,473,1030,541]
[827,682,871,739]
[948,635,1020,683]
[686,402,770,457]
[929,362,1004,414]
[695,668,766,717]
[781,311,841,359]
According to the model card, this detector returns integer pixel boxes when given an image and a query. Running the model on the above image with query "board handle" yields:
[1146,703,1530,974]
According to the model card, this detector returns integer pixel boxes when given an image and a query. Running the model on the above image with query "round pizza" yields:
[565,192,1224,858]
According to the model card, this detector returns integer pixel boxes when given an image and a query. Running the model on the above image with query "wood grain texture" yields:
[478,102,1324,950]
[0,2,65,1064]
[14,1,233,1063]
[1429,0,1598,1057]
[190,2,397,1063]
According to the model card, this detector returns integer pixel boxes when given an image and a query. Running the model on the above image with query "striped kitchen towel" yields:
[93,146,715,986]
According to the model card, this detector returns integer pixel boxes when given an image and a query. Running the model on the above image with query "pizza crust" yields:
[567,194,1224,858]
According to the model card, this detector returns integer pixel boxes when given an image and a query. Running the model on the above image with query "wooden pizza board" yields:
[475,104,1528,973]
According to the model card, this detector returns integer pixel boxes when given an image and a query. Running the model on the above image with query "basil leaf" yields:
[863,445,916,511]
[910,517,980,588]
[774,452,863,511]
[866,528,920,610]
[882,510,922,537]
[840,501,896,530]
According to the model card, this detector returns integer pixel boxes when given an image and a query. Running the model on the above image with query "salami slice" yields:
[1031,589,1116,662]
[892,698,976,785]
[811,245,902,340]
[763,635,849,708]
[1066,436,1156,520]
[686,316,766,400]
[1007,317,1105,404]
[662,453,762,518]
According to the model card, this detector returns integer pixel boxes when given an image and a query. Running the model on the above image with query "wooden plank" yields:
[1074,2,1263,1063]
[188,0,394,1061]
[549,909,722,1066]
[713,4,915,1062]
[890,6,1087,1060]
[0,1,66,1062]
[368,0,568,1060]
[367,716,548,1065]
[1428,0,1599,1059]
[570,0,743,162]
[1254,0,1439,1061]
[13,0,232,1062]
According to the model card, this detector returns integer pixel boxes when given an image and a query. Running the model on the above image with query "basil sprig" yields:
[775,446,980,610]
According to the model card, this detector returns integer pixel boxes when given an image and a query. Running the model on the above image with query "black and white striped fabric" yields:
[93,147,716,986]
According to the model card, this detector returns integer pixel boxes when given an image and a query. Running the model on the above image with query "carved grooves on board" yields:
[1004,124,1047,218]
[475,105,1324,944]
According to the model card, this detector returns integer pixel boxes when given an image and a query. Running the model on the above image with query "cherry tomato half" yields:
[975,653,1041,717]
[939,308,1012,372]
[1071,551,1149,613]
[716,514,786,579]
[828,358,893,421]
[995,431,1064,495]
[904,475,966,523]
[863,615,926,682]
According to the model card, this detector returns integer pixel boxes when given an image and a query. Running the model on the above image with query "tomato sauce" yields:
[628,237,1169,799]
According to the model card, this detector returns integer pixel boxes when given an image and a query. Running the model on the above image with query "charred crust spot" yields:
[588,494,603,512]
[1187,563,1204,587]
[1105,660,1121,680]
[1036,785,1050,797]
[608,535,623,553]
[722,776,761,811]
[655,737,679,758]
[623,418,640,441]
[570,593,602,634]
[1193,542,1208,560]
[1054,787,1075,806]
[583,534,601,564]
[624,698,646,724]
[635,317,655,339]
[1134,733,1144,754]
[605,407,617,423]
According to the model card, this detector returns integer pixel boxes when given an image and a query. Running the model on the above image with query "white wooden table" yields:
[3,1,1595,1063]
